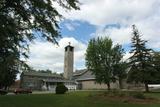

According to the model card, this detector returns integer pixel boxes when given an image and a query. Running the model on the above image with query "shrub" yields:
[0,89,8,95]
[55,84,68,94]
[130,92,145,99]
[104,90,146,99]
[105,90,125,97]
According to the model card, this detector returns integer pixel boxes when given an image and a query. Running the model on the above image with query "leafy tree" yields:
[151,52,160,83]
[0,0,79,89]
[85,37,124,90]
[127,25,154,92]
[112,45,127,89]
[113,61,127,89]
[38,69,52,73]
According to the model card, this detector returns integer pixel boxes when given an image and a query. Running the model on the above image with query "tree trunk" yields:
[4,86,7,90]
[144,83,149,92]
[107,83,110,91]
[119,79,123,89]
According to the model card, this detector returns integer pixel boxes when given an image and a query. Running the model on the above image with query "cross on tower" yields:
[68,42,71,46]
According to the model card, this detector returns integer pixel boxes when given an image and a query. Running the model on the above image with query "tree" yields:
[38,69,52,73]
[127,25,154,92]
[112,45,127,89]
[151,52,160,83]
[85,37,124,90]
[0,0,79,89]
[113,61,127,89]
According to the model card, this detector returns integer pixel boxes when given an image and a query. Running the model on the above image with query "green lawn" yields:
[0,91,160,107]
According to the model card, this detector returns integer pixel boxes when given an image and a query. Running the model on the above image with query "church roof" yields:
[21,72,62,78]
[65,45,74,48]
[22,70,96,82]
[73,69,96,81]
[43,79,76,83]
[73,69,87,76]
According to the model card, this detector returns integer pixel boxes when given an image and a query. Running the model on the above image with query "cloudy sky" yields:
[27,0,160,73]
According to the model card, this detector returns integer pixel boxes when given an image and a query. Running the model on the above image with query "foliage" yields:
[127,25,155,92]
[152,52,160,71]
[55,83,68,94]
[0,0,79,89]
[150,52,160,83]
[113,62,128,89]
[85,37,125,90]
[131,92,145,99]
[104,90,145,99]
[37,69,52,73]
[0,89,8,95]
[112,45,127,89]
[104,90,126,97]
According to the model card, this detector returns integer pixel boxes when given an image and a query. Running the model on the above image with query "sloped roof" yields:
[65,44,74,48]
[73,69,87,76]
[22,72,63,78]
[22,70,96,82]
[43,79,75,83]
[73,70,95,81]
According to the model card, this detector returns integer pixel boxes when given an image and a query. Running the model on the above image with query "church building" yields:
[64,44,119,89]
[20,44,120,91]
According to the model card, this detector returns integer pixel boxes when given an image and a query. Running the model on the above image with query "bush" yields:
[103,90,146,99]
[130,92,145,99]
[104,90,125,97]
[0,89,8,95]
[55,84,68,94]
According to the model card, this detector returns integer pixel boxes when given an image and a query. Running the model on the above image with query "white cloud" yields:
[65,23,75,31]
[64,22,80,31]
[92,26,132,45]
[64,0,159,25]
[58,0,160,49]
[27,37,87,73]
[26,0,160,73]
[123,52,132,61]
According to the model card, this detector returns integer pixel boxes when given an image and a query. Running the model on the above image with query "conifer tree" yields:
[128,25,154,92]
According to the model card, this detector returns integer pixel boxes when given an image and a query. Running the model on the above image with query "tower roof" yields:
[65,42,74,48]
[65,45,74,48]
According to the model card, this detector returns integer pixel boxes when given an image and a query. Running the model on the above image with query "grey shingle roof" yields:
[73,69,87,76]
[73,70,95,81]
[43,79,75,83]
[22,70,96,82]
[22,72,63,78]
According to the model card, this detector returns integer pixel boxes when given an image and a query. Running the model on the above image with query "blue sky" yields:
[60,20,97,43]
[26,0,160,73]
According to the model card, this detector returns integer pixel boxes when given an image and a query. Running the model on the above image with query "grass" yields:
[0,91,160,107]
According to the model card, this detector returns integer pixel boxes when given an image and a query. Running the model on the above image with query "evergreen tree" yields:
[0,0,79,89]
[127,25,154,92]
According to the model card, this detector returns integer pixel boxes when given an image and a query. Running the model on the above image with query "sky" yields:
[26,0,160,73]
